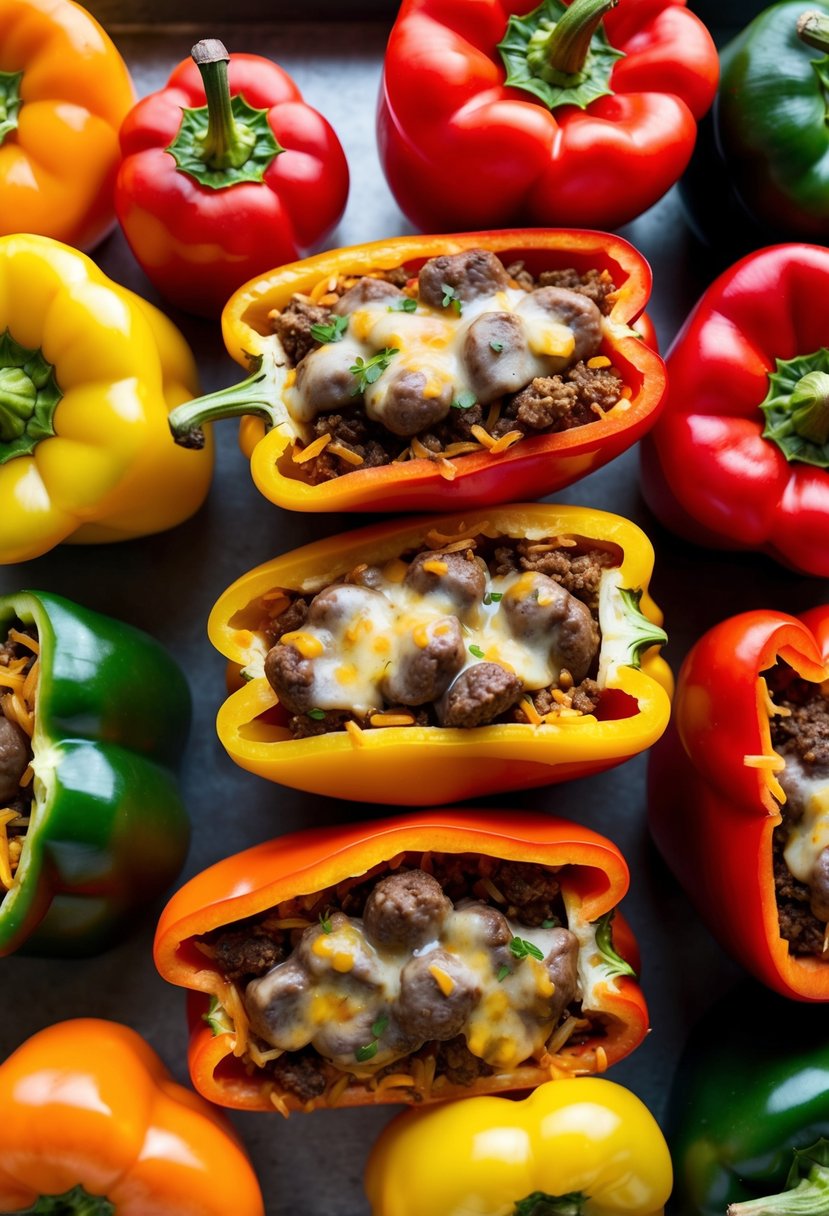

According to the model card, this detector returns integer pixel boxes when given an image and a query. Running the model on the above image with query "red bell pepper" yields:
[648,607,829,1001]
[115,39,349,318]
[377,0,718,233]
[640,244,829,577]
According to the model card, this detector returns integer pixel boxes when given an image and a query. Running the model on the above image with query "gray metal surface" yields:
[2,17,822,1216]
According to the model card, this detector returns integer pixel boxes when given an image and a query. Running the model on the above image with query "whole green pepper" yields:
[668,982,829,1216]
[680,0,829,250]
[0,591,190,956]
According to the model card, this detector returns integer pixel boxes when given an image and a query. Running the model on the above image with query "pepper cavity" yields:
[0,622,37,890]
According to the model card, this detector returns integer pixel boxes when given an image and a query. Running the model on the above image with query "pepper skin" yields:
[668,984,829,1216]
[0,234,213,563]
[171,230,666,513]
[680,2,829,252]
[0,591,191,957]
[154,811,650,1113]
[208,503,671,805]
[648,607,829,1001]
[376,0,718,233]
[0,1019,264,1215]
[640,244,829,577]
[365,1077,672,1216]
[116,40,349,318]
[0,0,134,251]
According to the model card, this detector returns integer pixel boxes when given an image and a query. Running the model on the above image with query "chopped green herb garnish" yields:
[319,912,333,934]
[355,1041,379,1063]
[350,347,399,394]
[541,917,559,930]
[489,340,504,353]
[483,591,503,605]
[451,391,478,411]
[371,1014,389,1039]
[310,314,349,344]
[307,708,326,721]
[509,936,544,962]
[441,282,463,315]
[388,297,417,313]
[469,644,485,659]
[496,965,511,983]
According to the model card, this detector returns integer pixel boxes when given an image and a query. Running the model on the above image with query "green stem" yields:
[0,367,36,440]
[12,1184,115,1215]
[514,1191,585,1216]
[537,0,618,77]
[796,10,829,54]
[0,70,23,144]
[728,1165,829,1216]
[790,370,829,444]
[191,39,255,170]
[168,350,284,448]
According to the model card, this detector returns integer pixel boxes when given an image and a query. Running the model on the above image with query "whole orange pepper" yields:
[0,1018,264,1214]
[0,0,134,250]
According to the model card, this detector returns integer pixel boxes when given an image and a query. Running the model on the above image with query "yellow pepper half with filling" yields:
[364,1077,673,1216]
[0,234,213,563]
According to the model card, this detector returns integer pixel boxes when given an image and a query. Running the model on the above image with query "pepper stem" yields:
[534,0,618,78]
[514,1191,586,1216]
[728,1165,829,1216]
[191,39,255,170]
[790,370,829,444]
[168,349,286,449]
[0,367,36,440]
[17,1185,115,1215]
[797,10,829,53]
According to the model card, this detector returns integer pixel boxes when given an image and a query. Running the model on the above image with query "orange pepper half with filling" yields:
[154,810,649,1114]
[209,503,672,805]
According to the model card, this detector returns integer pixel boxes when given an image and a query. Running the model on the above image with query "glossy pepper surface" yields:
[648,607,829,1001]
[171,230,666,513]
[681,2,829,251]
[116,39,349,318]
[154,811,650,1112]
[0,234,213,563]
[0,1018,265,1214]
[209,503,671,805]
[0,590,190,957]
[365,1076,672,1216]
[376,0,718,233]
[640,244,829,577]
[668,984,829,1216]
[0,0,134,250]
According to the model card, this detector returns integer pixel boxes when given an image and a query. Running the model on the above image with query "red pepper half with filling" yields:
[154,811,648,1114]
[648,607,829,1001]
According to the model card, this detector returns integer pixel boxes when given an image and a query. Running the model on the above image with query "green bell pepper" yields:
[668,982,829,1216]
[0,590,190,956]
[680,0,829,251]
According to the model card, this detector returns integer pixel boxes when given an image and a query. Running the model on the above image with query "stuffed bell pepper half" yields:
[0,590,190,956]
[169,230,666,511]
[154,811,648,1114]
[209,504,671,804]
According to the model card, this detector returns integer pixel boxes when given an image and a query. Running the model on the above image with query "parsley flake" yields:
[319,912,333,934]
[307,708,326,721]
[451,391,478,411]
[509,936,544,962]
[483,591,503,605]
[388,297,417,313]
[371,1014,389,1039]
[310,314,349,344]
[440,282,463,315]
[496,965,511,983]
[355,1041,379,1063]
[469,644,485,659]
[541,917,559,930]
[350,347,399,394]
[489,340,504,353]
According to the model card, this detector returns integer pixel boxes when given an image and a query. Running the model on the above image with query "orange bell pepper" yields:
[208,503,672,804]
[154,810,649,1114]
[0,0,135,250]
[0,1018,264,1214]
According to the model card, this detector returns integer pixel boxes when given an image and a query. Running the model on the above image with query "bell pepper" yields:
[648,606,829,1001]
[0,233,213,563]
[154,810,650,1113]
[116,39,349,319]
[668,982,829,1216]
[0,590,191,957]
[375,0,718,233]
[365,1076,672,1216]
[208,503,671,805]
[680,3,829,252]
[0,0,134,251]
[169,229,667,513]
[640,243,829,577]
[0,1018,264,1214]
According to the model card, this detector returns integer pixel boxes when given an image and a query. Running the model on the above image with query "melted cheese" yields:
[779,752,829,884]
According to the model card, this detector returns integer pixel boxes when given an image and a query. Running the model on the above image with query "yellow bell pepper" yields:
[0,234,213,563]
[364,1077,673,1216]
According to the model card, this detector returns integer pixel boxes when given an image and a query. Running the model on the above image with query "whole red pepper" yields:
[640,244,829,577]
[115,39,349,318]
[648,607,829,1001]
[377,0,718,232]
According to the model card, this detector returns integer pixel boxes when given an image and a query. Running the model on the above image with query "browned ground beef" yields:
[493,861,561,926]
[270,1049,328,1102]
[769,676,829,765]
[490,542,613,611]
[506,362,623,433]
[773,831,827,955]
[505,263,616,311]
[210,926,288,983]
[433,1036,493,1086]
[264,597,309,647]
[271,298,331,365]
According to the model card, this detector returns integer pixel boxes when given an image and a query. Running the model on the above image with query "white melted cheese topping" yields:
[779,751,829,885]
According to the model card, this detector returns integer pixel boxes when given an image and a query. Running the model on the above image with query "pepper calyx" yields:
[797,10,829,54]
[728,1141,829,1216]
[617,587,667,669]
[166,39,283,189]
[0,69,23,144]
[497,0,624,112]
[203,993,234,1037]
[0,330,62,465]
[168,348,288,447]
[15,1185,115,1215]
[760,349,829,467]
[514,1190,586,1216]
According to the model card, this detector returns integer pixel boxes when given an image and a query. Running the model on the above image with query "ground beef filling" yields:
[0,623,37,889]
[256,533,613,740]
[198,853,593,1104]
[269,255,624,484]
[768,665,829,957]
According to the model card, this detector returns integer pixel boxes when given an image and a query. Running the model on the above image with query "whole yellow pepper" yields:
[0,234,213,563]
[364,1077,673,1216]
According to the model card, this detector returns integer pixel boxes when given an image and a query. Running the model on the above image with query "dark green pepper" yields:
[0,591,190,956]
[668,982,829,1216]
[680,1,829,252]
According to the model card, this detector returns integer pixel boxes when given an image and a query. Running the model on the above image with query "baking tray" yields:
[2,11,823,1216]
